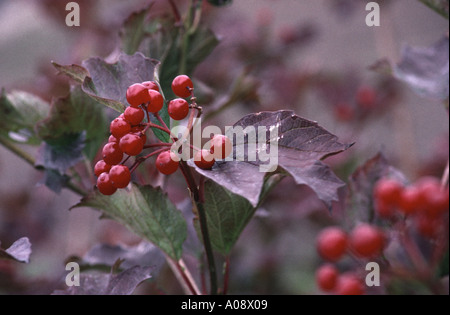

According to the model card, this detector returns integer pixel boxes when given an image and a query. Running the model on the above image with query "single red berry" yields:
[374,178,403,207]
[334,103,355,122]
[168,98,190,120]
[124,106,145,125]
[97,172,117,196]
[119,133,144,156]
[172,75,193,98]
[335,274,364,295]
[94,160,112,177]
[155,151,180,175]
[316,227,348,262]
[147,90,164,113]
[415,177,449,217]
[194,149,215,170]
[110,118,131,139]
[126,83,150,107]
[102,142,123,165]
[316,264,339,292]
[141,81,160,92]
[349,224,385,258]
[399,186,422,215]
[109,165,131,189]
[210,134,232,160]
[356,86,377,109]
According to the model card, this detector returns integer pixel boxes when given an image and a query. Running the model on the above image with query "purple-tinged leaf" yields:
[0,237,32,263]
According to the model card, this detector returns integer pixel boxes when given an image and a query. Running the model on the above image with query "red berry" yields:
[316,264,339,292]
[109,165,131,189]
[168,98,190,120]
[172,75,193,98]
[374,178,403,207]
[349,224,385,258]
[110,118,131,139]
[108,135,118,143]
[102,142,123,165]
[335,274,364,295]
[415,177,449,217]
[94,160,112,177]
[147,90,164,113]
[123,106,145,125]
[97,172,117,196]
[334,103,354,122]
[399,186,422,215]
[194,149,215,170]
[210,134,232,159]
[119,133,144,156]
[356,86,376,109]
[141,81,160,92]
[316,227,348,262]
[415,213,441,239]
[126,83,150,107]
[155,151,180,175]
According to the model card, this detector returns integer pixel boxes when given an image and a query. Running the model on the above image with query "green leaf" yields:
[36,85,108,160]
[51,61,89,84]
[72,184,187,260]
[198,180,255,255]
[120,5,151,54]
[0,89,49,144]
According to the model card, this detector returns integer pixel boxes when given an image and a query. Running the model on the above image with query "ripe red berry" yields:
[168,98,190,120]
[94,160,112,177]
[109,165,131,189]
[415,177,449,217]
[316,264,339,292]
[210,134,232,159]
[316,227,348,262]
[399,186,422,215]
[123,106,145,125]
[374,178,403,207]
[194,149,216,170]
[102,142,123,165]
[147,90,164,113]
[141,81,160,92]
[155,151,180,175]
[108,135,118,143]
[119,133,144,156]
[349,224,385,258]
[110,118,131,139]
[126,83,150,107]
[172,75,193,98]
[334,103,355,122]
[356,86,376,109]
[335,274,364,295]
[97,172,117,196]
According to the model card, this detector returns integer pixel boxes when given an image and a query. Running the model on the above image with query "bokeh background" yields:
[0,0,448,294]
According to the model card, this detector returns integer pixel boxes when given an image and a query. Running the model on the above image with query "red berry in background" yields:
[415,213,441,239]
[210,134,232,159]
[94,160,112,177]
[155,151,180,175]
[335,273,365,295]
[102,142,123,165]
[316,264,339,292]
[110,118,131,139]
[415,177,449,217]
[349,224,385,258]
[398,186,422,215]
[142,81,160,92]
[194,149,216,170]
[334,103,355,122]
[126,83,150,107]
[168,98,190,120]
[356,86,377,109]
[97,172,117,196]
[109,165,131,189]
[147,89,164,113]
[316,227,348,262]
[172,75,193,98]
[374,178,403,207]
[119,133,144,156]
[124,106,145,125]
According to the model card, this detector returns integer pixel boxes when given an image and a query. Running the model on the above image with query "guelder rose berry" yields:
[155,151,179,175]
[349,224,385,258]
[168,98,190,120]
[172,75,193,98]
[126,83,150,107]
[316,227,348,262]
[316,264,339,292]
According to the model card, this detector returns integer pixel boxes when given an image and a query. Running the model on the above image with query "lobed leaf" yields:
[72,184,187,261]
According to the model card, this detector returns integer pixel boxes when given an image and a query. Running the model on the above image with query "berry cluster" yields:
[374,176,449,238]
[315,224,386,295]
[93,75,232,195]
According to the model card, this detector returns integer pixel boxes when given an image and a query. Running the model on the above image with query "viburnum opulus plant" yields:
[0,0,448,296]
